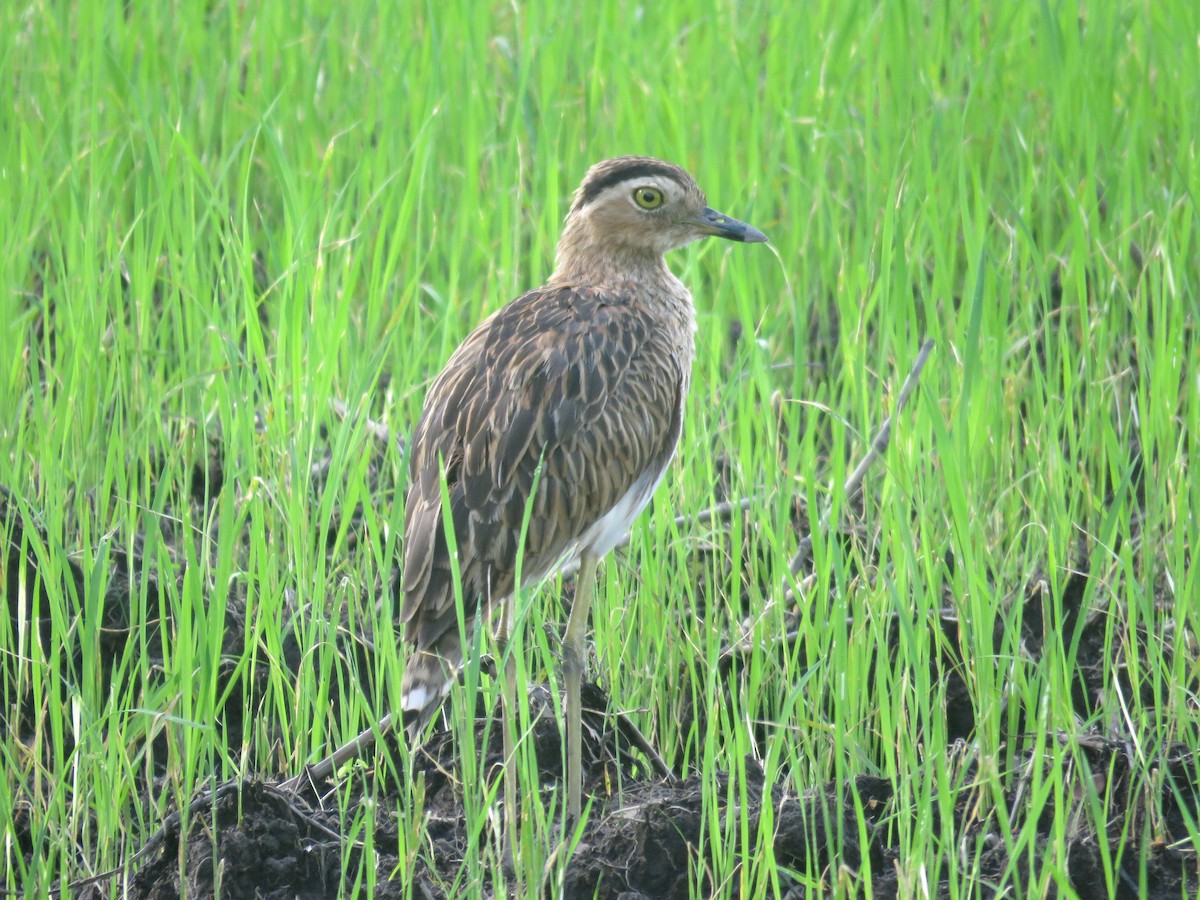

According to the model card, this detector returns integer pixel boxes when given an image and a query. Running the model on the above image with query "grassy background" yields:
[3,0,1198,895]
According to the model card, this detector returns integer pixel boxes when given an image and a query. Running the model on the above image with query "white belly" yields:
[579,463,669,558]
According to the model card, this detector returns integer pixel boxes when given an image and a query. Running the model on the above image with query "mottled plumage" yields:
[399,156,766,818]
[401,286,686,700]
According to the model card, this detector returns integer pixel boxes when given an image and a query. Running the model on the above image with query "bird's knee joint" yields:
[562,641,585,675]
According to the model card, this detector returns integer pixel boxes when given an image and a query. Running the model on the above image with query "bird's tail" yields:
[401,634,463,740]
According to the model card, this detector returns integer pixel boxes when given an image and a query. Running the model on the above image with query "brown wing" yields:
[399,284,685,728]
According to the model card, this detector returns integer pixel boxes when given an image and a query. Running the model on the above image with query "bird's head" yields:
[556,156,767,268]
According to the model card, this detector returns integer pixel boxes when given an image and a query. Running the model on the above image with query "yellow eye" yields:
[633,186,664,209]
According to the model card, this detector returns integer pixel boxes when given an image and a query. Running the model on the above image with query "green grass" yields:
[3,0,1198,896]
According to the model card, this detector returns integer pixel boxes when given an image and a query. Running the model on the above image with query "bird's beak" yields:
[689,206,768,243]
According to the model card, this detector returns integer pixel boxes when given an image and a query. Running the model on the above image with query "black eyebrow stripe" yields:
[574,161,683,209]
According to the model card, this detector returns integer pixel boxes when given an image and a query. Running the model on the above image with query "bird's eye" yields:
[633,186,664,209]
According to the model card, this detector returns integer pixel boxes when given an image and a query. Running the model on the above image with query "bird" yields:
[399,155,767,821]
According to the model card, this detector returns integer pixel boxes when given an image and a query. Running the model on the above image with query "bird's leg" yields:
[562,551,599,823]
[500,590,519,873]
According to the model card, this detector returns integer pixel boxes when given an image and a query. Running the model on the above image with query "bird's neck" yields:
[548,224,682,297]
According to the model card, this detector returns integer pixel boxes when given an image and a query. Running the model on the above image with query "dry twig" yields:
[721,339,935,661]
